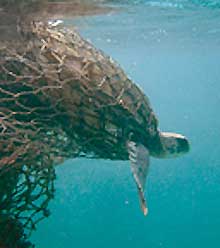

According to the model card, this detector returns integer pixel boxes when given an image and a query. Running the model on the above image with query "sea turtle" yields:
[43,22,190,215]
[0,20,190,217]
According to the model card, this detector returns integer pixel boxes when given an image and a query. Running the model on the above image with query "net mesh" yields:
[0,17,159,247]
[0,21,84,247]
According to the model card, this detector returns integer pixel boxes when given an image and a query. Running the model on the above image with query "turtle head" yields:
[159,132,190,158]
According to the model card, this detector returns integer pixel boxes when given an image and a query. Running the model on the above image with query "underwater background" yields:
[31,0,220,247]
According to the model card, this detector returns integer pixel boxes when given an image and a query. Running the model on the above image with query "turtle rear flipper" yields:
[127,141,150,216]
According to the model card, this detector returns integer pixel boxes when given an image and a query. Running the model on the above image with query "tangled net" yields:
[0,8,159,245]
[0,1,151,247]
[0,20,124,246]
[0,21,84,247]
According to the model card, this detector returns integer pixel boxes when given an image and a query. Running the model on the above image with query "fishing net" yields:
[0,20,114,247]
[0,21,84,247]
[0,2,159,245]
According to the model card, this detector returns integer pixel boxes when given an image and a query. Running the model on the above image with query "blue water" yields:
[32,1,220,247]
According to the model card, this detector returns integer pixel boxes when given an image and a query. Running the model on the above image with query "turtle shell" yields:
[0,21,163,164]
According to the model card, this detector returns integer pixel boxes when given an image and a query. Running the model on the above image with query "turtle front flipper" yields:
[127,141,150,216]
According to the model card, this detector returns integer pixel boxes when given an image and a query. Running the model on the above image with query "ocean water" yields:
[31,1,220,247]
